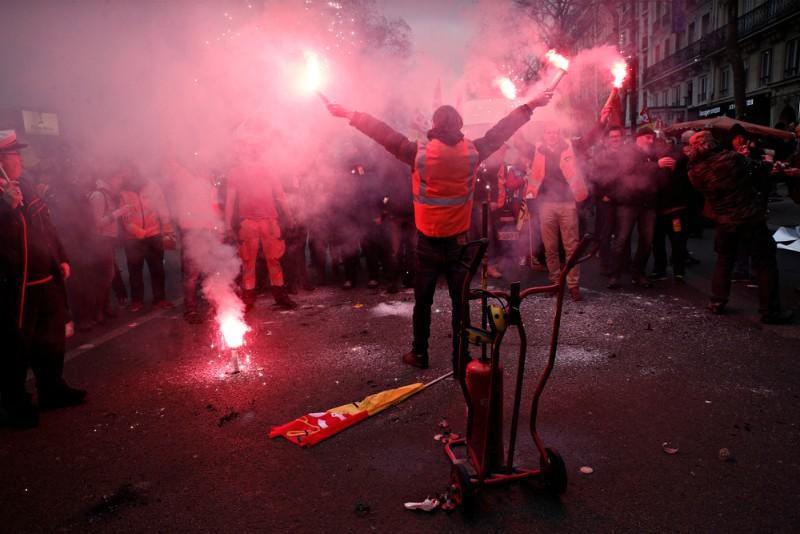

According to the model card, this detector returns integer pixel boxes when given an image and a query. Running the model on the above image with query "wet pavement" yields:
[2,198,800,533]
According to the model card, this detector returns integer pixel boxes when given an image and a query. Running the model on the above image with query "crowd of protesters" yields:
[2,112,799,427]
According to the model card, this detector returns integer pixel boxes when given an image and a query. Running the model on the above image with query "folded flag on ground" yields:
[269,382,425,448]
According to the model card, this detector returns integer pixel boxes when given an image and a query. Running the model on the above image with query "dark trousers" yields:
[594,199,616,273]
[711,221,780,315]
[124,236,166,304]
[89,236,116,318]
[412,232,468,359]
[386,215,416,285]
[283,226,311,292]
[1,281,68,404]
[611,205,656,279]
[653,210,688,277]
[180,229,204,311]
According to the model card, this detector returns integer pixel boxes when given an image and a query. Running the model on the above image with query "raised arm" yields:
[474,91,553,162]
[327,104,417,165]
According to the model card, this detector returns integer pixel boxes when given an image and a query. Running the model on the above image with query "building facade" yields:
[641,0,800,129]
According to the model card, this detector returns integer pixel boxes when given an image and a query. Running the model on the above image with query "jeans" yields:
[711,221,780,315]
[652,210,688,277]
[412,232,469,359]
[125,235,166,304]
[611,205,656,279]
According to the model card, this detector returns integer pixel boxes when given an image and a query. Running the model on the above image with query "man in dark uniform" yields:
[326,92,553,370]
[0,130,86,429]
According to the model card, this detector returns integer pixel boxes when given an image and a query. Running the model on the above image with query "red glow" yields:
[494,77,517,100]
[220,314,249,348]
[302,50,325,94]
[612,62,627,88]
[545,49,570,72]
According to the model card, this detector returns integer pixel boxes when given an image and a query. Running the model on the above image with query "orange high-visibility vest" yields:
[412,139,480,237]
[526,141,588,202]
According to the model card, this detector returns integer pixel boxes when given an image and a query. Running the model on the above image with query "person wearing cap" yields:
[686,130,793,324]
[326,91,554,370]
[606,126,674,289]
[0,130,86,428]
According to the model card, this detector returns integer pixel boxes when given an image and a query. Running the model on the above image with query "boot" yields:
[243,289,257,312]
[271,286,297,310]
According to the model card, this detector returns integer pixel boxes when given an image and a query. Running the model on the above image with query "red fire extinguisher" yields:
[466,357,504,470]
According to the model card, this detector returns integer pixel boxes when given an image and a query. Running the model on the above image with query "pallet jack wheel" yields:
[449,463,474,508]
[540,447,568,495]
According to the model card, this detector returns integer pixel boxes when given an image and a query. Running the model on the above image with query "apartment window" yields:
[655,44,661,63]
[759,49,772,85]
[720,67,730,96]
[676,30,685,48]
[699,76,708,102]
[743,0,754,13]
[686,80,693,105]
[662,90,669,106]
[672,86,680,106]
[688,22,696,42]
[701,13,710,36]
[785,39,799,78]
[664,38,670,56]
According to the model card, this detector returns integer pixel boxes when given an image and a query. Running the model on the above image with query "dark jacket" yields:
[688,148,768,227]
[348,105,535,168]
[1,178,69,329]
[657,151,695,214]
[604,144,665,208]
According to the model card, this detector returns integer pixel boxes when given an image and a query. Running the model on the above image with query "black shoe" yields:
[271,286,297,310]
[685,255,701,266]
[707,301,726,315]
[648,272,668,281]
[607,277,621,290]
[38,386,87,410]
[632,276,653,288]
[402,351,428,369]
[761,310,794,325]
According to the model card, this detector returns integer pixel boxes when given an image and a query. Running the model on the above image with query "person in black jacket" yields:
[606,127,674,289]
[326,93,553,370]
[687,130,792,324]
[1,131,86,429]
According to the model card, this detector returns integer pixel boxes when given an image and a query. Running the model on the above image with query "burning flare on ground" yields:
[220,312,249,349]
[494,76,517,100]
[545,49,570,91]
[611,61,628,89]
[219,311,249,374]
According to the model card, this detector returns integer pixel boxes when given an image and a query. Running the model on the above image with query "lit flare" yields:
[220,313,249,349]
[545,49,570,91]
[494,77,517,100]
[611,61,627,89]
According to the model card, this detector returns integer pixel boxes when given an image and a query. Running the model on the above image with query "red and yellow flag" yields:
[268,382,425,448]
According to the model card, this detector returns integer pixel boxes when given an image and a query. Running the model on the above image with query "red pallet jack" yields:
[443,228,598,509]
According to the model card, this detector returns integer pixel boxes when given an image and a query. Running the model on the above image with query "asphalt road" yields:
[2,199,800,533]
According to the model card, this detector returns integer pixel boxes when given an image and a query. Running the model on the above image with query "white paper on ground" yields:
[777,240,800,253]
[772,226,800,242]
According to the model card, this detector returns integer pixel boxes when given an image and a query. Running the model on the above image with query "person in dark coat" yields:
[687,130,792,324]
[1,130,86,429]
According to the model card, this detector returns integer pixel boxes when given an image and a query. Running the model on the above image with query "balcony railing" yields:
[643,0,800,84]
